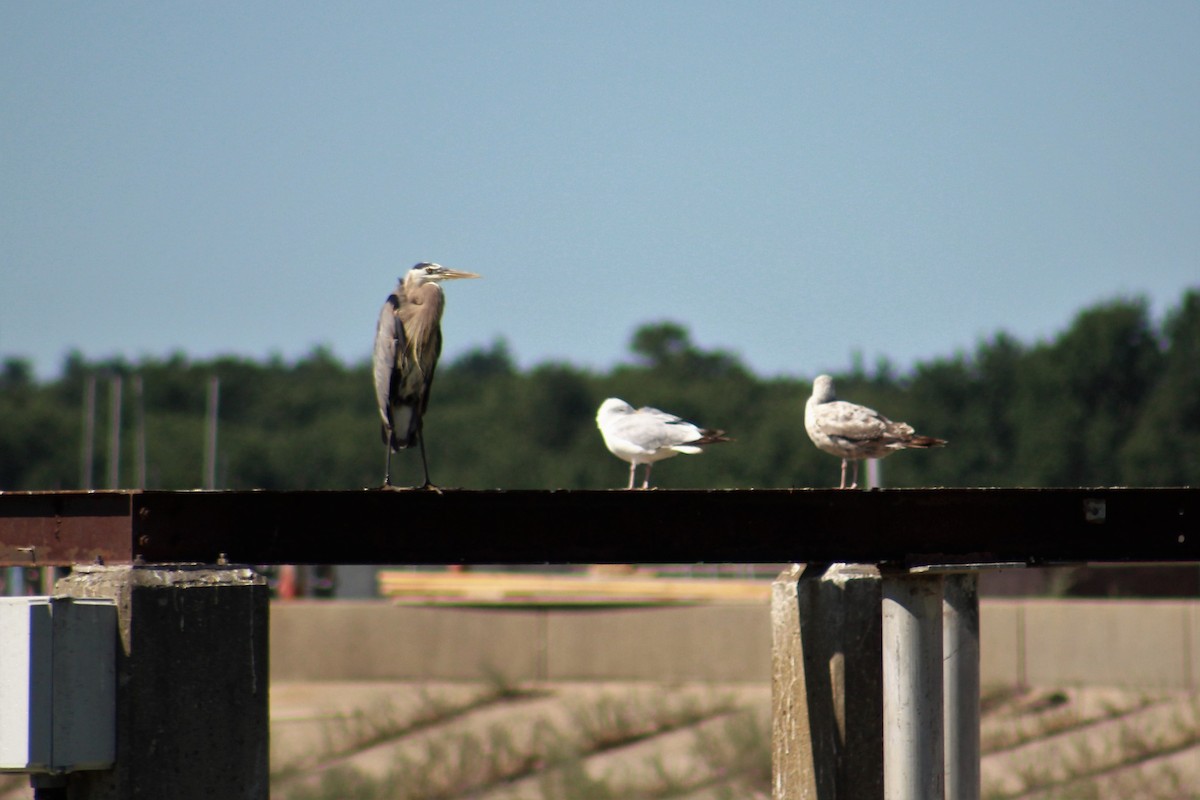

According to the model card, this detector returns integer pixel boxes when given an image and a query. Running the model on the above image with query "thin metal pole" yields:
[5,566,23,595]
[107,375,122,489]
[866,458,882,490]
[80,375,96,489]
[204,375,219,489]
[943,572,981,800]
[882,572,945,800]
[133,374,147,488]
[38,566,59,595]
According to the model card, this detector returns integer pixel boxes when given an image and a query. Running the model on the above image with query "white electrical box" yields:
[0,596,117,773]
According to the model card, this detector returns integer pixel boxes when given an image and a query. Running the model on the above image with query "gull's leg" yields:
[839,458,848,490]
[642,463,653,490]
[849,460,860,490]
[627,461,637,490]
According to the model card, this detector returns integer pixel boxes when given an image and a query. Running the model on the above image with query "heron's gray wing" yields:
[373,293,404,432]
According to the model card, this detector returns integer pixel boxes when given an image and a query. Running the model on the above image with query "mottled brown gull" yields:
[804,374,946,489]
[596,398,731,490]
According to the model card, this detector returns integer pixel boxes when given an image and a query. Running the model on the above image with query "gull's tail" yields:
[905,434,947,449]
[695,429,734,446]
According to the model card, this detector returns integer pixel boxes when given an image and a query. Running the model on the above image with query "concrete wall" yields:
[979,599,1200,689]
[270,599,1200,689]
[270,602,772,683]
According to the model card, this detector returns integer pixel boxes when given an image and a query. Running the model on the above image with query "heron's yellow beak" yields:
[439,268,481,281]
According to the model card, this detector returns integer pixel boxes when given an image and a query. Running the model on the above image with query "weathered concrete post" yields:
[882,572,945,800]
[55,564,269,800]
[771,563,883,800]
[943,572,980,800]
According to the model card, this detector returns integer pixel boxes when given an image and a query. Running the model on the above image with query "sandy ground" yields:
[2,682,1197,799]
[267,682,1200,800]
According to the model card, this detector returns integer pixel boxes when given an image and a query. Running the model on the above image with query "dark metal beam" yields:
[0,488,1196,568]
[0,492,133,566]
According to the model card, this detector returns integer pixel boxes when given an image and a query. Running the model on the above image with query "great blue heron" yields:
[804,374,946,489]
[596,398,731,490]
[374,263,480,487]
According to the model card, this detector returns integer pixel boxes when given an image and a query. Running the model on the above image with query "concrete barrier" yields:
[270,598,1200,688]
[59,565,269,800]
[980,599,1200,690]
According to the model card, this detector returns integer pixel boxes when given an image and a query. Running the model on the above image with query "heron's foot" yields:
[421,481,444,495]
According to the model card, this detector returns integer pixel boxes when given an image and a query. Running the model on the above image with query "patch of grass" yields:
[693,708,772,789]
[984,694,1200,800]
[981,690,1161,755]
[568,689,737,753]
[533,757,618,800]
[980,684,1025,715]
[273,687,757,800]
[0,774,30,800]
[285,766,387,800]
[276,685,1198,800]
[480,663,531,702]
[271,682,546,785]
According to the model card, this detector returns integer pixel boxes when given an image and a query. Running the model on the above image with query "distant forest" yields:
[1,291,1198,492]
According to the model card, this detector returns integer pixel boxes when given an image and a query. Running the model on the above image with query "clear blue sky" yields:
[4,3,1198,380]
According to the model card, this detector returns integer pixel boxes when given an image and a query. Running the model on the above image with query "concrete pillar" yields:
[943,572,980,800]
[882,572,945,800]
[772,563,882,800]
[55,565,269,800]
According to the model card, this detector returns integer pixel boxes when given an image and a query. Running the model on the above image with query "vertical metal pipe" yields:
[866,458,882,490]
[943,572,981,800]
[38,566,59,595]
[5,566,23,596]
[107,375,122,489]
[80,375,96,489]
[882,572,945,800]
[204,375,219,489]
[133,374,147,489]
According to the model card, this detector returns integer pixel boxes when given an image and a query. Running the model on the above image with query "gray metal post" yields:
[55,564,268,800]
[943,572,980,800]
[882,572,945,800]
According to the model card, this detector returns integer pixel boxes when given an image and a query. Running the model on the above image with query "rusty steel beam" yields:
[1,488,1197,567]
[0,491,135,566]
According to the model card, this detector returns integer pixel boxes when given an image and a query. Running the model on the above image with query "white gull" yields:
[596,398,731,490]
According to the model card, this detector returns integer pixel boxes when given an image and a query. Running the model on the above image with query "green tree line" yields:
[2,291,1197,491]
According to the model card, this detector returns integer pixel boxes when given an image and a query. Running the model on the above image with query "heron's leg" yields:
[417,430,433,488]
[384,446,393,487]
[627,462,637,490]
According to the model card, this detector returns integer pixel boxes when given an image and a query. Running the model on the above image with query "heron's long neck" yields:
[403,282,445,362]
